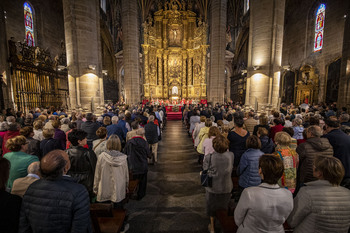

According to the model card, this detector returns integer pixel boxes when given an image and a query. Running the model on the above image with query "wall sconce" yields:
[57,65,66,71]
[253,66,260,71]
[241,69,247,75]
[102,69,108,75]
[88,65,96,70]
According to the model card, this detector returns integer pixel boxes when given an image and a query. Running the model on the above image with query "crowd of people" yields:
[1,100,350,233]
[0,103,164,233]
[183,102,350,233]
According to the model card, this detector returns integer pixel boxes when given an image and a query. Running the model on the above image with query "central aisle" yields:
[126,121,208,233]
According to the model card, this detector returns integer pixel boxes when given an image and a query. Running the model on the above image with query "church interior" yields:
[1,1,350,233]
[0,0,349,112]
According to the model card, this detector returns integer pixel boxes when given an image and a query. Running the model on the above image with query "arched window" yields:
[314,4,325,52]
[24,2,35,46]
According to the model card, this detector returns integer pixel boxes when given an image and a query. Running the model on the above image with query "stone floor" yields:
[126,121,209,233]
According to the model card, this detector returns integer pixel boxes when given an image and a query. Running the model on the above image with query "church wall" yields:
[0,0,65,110]
[282,0,349,104]
[2,0,65,58]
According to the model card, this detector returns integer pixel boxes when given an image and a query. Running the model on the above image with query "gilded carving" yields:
[142,0,208,100]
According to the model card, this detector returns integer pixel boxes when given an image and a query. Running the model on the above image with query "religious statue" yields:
[172,86,178,95]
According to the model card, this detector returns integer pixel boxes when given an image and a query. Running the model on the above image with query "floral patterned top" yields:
[275,146,299,193]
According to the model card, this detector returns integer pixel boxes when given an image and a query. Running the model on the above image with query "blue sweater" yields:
[237,148,264,188]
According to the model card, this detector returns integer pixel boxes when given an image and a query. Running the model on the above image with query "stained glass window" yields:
[24,2,35,46]
[314,4,325,52]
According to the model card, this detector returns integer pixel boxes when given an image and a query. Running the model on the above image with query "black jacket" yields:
[66,146,97,198]
[124,136,151,174]
[19,176,92,233]
[260,136,274,154]
[0,190,21,233]
[322,129,350,178]
[144,122,159,144]
[81,121,100,142]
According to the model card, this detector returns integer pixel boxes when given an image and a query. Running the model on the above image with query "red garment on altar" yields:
[201,99,207,105]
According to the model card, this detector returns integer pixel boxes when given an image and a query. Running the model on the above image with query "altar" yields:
[141,0,208,101]
[165,105,182,112]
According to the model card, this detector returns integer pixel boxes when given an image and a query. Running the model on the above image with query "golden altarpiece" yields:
[295,65,319,105]
[142,0,208,101]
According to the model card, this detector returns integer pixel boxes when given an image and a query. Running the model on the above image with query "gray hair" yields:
[111,116,119,124]
[294,118,302,126]
[6,116,15,124]
[118,112,125,120]
[340,114,350,122]
[210,116,215,122]
[148,115,155,122]
[61,118,70,125]
[307,125,323,138]
[0,122,8,131]
[27,161,40,174]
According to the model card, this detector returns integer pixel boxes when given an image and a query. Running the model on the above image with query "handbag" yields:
[201,154,212,187]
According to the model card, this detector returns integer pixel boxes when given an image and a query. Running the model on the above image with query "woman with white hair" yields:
[60,118,71,133]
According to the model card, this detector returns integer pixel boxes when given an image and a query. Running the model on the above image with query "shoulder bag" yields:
[201,154,213,187]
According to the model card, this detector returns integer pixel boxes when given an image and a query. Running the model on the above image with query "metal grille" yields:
[12,65,68,112]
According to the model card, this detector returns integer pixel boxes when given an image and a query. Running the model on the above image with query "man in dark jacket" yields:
[19,150,92,233]
[322,118,350,189]
[296,125,333,193]
[81,113,100,149]
[144,115,159,164]
[124,128,151,200]
[107,116,126,142]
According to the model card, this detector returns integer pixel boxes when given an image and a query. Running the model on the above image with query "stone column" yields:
[246,0,285,111]
[63,0,103,112]
[122,0,140,104]
[209,0,227,103]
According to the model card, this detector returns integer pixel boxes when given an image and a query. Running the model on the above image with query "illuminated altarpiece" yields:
[142,0,208,101]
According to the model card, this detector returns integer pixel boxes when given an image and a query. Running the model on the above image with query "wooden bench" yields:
[90,203,126,233]
[216,209,294,233]
[216,209,237,233]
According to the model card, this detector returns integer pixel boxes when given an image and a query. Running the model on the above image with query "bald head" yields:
[27,161,40,176]
[40,150,70,180]
[136,128,145,136]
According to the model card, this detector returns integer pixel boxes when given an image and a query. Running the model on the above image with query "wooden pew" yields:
[90,203,126,233]
[216,209,237,233]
